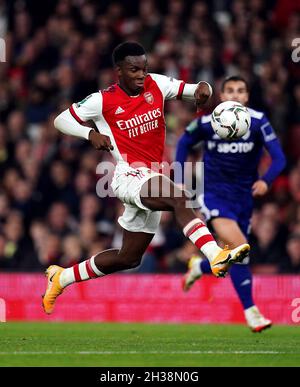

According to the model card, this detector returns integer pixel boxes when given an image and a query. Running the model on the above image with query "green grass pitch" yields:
[0,322,299,367]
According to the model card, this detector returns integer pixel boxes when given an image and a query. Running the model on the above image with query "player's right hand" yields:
[88,130,114,151]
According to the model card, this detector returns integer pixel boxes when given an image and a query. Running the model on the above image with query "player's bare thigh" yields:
[211,217,247,249]
[140,175,187,210]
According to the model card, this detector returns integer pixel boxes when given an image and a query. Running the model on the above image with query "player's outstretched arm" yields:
[54,109,93,140]
[149,74,212,110]
[54,111,113,152]
[253,115,287,196]
[54,93,113,152]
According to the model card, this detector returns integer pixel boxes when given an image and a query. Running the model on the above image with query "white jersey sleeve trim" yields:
[149,74,212,102]
[183,81,213,101]
[54,109,93,140]
[72,92,103,122]
[182,83,197,100]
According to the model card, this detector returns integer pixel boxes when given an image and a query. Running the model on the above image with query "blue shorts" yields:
[198,191,253,237]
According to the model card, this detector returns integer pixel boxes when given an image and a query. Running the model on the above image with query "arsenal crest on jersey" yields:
[143,92,154,104]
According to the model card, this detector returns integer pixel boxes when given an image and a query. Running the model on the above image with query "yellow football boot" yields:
[210,244,250,277]
[42,265,64,314]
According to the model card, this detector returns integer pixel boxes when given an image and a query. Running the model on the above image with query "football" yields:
[211,101,251,140]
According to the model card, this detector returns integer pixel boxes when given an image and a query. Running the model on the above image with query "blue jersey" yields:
[176,108,286,195]
[175,108,286,235]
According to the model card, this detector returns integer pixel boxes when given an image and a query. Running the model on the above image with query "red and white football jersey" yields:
[70,73,185,169]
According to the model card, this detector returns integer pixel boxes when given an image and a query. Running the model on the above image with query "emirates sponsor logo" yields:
[143,91,154,104]
[116,108,162,130]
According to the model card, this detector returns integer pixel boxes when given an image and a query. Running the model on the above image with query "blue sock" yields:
[200,258,212,273]
[199,259,254,310]
[229,264,254,310]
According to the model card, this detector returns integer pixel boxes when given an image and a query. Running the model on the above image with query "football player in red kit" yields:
[42,42,250,314]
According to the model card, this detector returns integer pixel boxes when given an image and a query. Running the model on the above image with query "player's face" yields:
[220,81,249,105]
[118,55,148,95]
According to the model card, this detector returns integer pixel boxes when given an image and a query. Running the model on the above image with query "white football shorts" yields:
[111,163,162,234]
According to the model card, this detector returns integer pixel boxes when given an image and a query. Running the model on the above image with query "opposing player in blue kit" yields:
[176,76,286,332]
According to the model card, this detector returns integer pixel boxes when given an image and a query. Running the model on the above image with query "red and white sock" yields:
[183,219,221,262]
[59,256,105,288]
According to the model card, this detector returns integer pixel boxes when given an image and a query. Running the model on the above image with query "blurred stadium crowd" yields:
[0,0,299,274]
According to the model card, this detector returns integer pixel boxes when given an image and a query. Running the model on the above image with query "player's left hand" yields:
[252,180,268,197]
[194,81,213,112]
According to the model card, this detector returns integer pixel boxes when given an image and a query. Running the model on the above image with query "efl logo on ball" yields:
[211,101,251,140]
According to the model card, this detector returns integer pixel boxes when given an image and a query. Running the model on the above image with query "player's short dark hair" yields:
[112,41,146,66]
[221,76,249,92]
